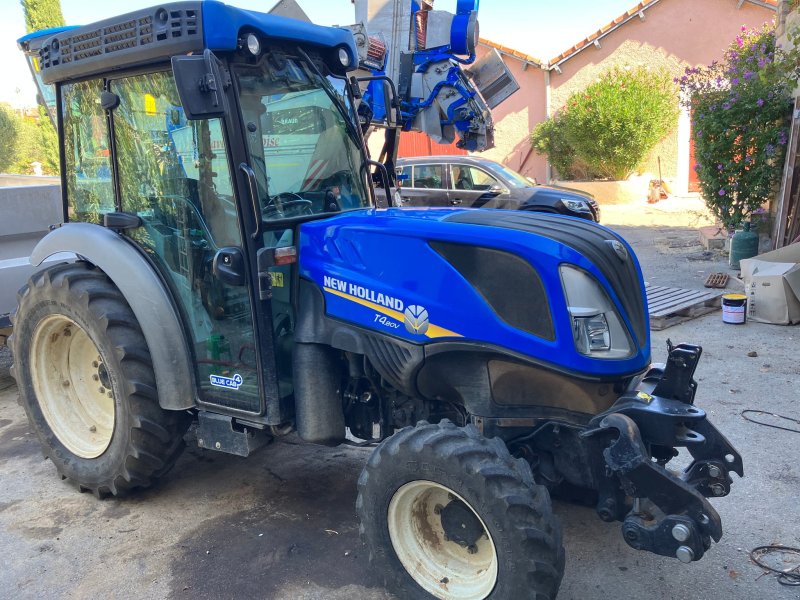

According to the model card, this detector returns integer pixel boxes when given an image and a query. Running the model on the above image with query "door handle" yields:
[239,163,261,240]
[450,199,463,206]
[213,247,246,286]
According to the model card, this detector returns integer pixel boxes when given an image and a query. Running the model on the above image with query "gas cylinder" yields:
[729,222,758,269]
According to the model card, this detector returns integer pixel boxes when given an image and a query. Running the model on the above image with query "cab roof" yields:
[21,1,357,85]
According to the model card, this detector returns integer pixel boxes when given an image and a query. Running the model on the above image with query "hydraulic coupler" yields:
[583,342,743,562]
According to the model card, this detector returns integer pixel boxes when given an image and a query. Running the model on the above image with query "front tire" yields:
[11,262,190,497]
[357,420,565,599]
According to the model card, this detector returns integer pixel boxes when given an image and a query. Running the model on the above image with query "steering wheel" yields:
[262,192,313,219]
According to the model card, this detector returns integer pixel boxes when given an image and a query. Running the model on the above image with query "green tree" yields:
[18,0,64,174]
[20,0,65,32]
[0,104,21,173]
[36,105,59,173]
[530,115,577,179]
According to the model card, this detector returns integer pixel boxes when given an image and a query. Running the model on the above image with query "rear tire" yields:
[357,420,565,600]
[11,262,190,497]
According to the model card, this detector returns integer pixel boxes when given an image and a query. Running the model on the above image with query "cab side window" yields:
[413,164,444,189]
[61,79,114,224]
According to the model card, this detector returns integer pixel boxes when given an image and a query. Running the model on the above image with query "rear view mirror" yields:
[172,49,227,120]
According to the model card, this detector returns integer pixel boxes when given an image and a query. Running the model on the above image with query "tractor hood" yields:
[298,208,650,379]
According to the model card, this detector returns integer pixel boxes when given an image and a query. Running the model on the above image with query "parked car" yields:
[395,156,600,221]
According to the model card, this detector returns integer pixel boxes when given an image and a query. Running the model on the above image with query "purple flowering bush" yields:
[680,23,797,229]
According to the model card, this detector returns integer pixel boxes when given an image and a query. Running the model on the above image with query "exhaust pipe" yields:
[293,342,345,445]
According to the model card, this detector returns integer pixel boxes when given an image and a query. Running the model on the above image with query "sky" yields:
[0,0,637,107]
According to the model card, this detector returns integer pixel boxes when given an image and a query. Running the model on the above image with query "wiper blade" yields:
[295,47,363,149]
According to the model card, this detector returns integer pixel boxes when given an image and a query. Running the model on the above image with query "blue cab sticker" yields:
[210,373,243,390]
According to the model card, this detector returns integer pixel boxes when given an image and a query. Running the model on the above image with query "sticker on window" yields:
[210,373,243,390]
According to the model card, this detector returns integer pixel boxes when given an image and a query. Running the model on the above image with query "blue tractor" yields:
[13,3,741,598]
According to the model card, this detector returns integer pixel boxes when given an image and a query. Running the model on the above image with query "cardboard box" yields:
[740,243,800,325]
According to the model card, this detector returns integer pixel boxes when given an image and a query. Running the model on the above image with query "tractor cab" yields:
[25,2,375,424]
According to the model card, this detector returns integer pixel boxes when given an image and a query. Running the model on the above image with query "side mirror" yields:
[487,183,506,196]
[526,176,538,186]
[172,49,227,120]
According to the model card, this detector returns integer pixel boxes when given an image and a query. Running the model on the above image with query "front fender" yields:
[30,223,196,410]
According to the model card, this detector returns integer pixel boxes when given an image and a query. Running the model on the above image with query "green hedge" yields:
[532,66,678,180]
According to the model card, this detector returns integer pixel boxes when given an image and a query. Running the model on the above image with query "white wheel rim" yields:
[30,315,115,458]
[388,480,498,600]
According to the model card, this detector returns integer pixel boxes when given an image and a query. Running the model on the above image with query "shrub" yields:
[530,115,576,179]
[531,66,679,180]
[0,104,20,173]
[11,107,59,175]
[562,66,679,180]
[679,24,797,229]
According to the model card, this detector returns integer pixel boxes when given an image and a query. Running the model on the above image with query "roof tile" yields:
[478,37,543,66]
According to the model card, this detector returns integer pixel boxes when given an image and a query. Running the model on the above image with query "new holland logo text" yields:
[321,274,461,339]
[323,276,404,311]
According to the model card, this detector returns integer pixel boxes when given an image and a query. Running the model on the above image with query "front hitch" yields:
[583,342,743,562]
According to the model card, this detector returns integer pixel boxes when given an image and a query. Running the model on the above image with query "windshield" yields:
[236,55,370,220]
[493,163,533,189]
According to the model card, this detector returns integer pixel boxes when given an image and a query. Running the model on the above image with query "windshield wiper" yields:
[295,47,364,154]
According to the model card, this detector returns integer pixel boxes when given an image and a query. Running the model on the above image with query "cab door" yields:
[109,69,275,417]
[230,50,373,421]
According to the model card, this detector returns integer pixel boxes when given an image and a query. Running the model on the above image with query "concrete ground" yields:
[1,195,799,599]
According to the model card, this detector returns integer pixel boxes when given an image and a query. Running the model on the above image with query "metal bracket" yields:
[196,411,271,457]
[650,341,702,404]
[584,413,724,544]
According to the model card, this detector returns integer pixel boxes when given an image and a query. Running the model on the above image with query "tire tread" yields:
[11,261,189,497]
[356,419,564,599]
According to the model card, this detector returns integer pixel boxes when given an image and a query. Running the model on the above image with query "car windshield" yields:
[236,55,370,219]
[491,163,533,189]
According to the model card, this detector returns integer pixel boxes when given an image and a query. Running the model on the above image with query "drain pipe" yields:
[544,68,552,184]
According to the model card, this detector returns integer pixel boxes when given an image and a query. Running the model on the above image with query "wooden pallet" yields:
[704,272,730,289]
[646,284,724,330]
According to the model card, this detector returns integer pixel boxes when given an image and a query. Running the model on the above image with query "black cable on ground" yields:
[750,546,800,586]
[741,410,800,434]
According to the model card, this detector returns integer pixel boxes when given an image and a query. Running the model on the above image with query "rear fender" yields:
[30,223,196,410]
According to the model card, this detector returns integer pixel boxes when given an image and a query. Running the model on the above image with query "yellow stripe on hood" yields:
[324,287,462,339]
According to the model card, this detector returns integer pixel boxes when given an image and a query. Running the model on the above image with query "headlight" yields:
[559,265,633,359]
[245,33,261,56]
[338,47,351,68]
[559,198,590,213]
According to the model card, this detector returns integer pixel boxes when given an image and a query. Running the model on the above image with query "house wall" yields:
[472,46,549,183]
[548,0,774,189]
